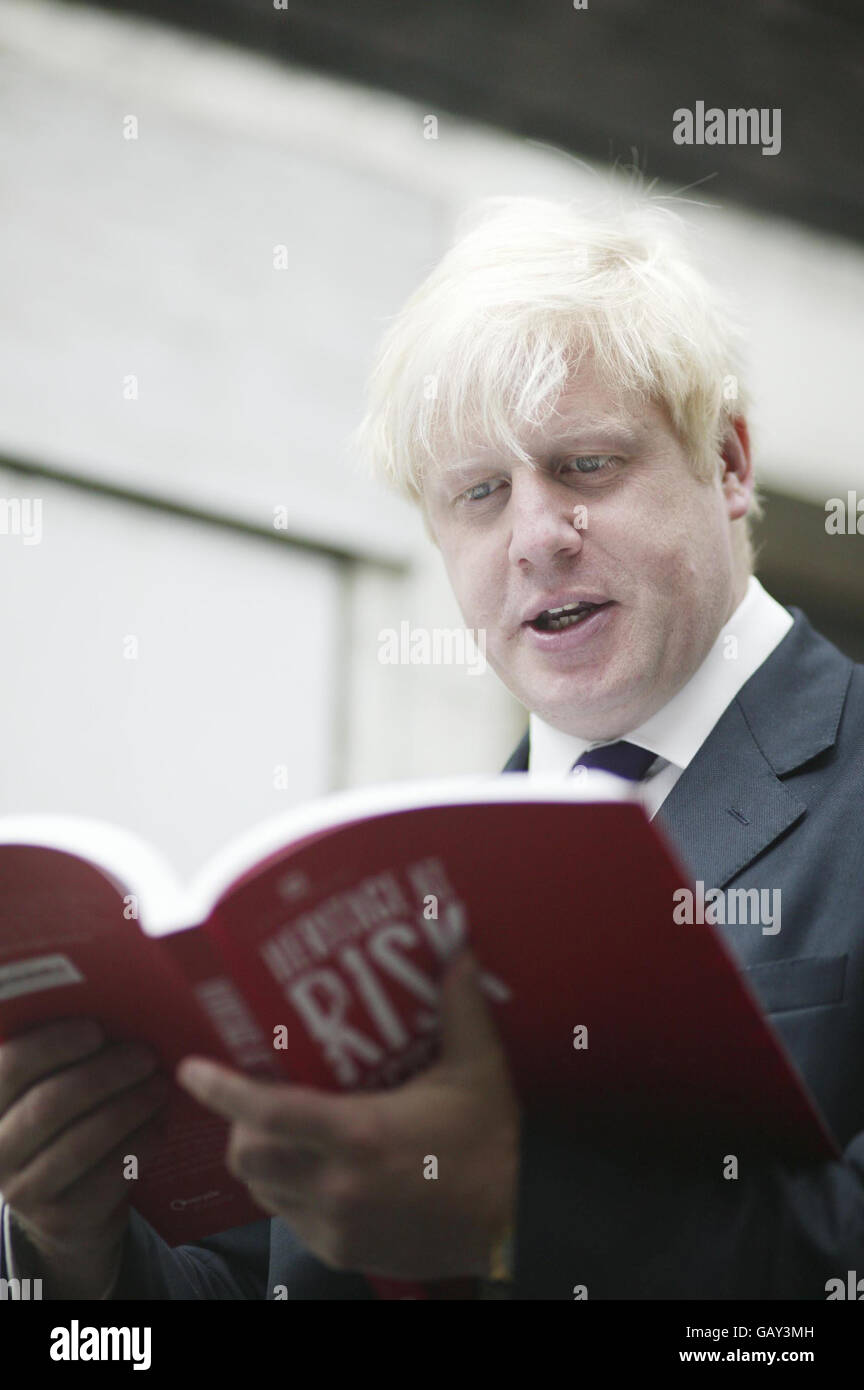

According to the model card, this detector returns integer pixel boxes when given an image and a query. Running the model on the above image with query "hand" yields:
[177,951,520,1281]
[0,1019,170,1297]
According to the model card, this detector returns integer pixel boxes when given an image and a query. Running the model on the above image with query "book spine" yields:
[191,976,281,1077]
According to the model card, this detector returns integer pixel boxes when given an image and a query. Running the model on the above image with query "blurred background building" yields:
[1,0,862,876]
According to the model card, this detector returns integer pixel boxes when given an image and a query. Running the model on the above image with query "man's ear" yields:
[719,416,754,523]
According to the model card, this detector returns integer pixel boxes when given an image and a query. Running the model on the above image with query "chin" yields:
[530,669,640,731]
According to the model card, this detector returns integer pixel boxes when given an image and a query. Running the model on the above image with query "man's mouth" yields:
[528,601,612,633]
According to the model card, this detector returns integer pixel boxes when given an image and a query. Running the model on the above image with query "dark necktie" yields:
[572,740,656,782]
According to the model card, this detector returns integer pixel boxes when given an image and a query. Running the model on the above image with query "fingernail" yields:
[176,1060,210,1090]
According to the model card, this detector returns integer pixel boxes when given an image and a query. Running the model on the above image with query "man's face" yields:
[424,356,752,740]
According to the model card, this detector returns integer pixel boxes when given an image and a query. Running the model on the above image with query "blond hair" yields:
[354,193,761,553]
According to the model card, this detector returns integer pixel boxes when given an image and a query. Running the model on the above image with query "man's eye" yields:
[458,479,505,503]
[560,455,618,476]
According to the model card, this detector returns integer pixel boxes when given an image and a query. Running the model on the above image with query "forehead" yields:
[541,357,644,433]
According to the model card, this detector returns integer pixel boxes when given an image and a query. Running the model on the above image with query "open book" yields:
[0,774,837,1256]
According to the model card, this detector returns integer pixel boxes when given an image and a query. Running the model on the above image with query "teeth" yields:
[531,600,606,632]
[541,601,597,618]
[544,610,590,630]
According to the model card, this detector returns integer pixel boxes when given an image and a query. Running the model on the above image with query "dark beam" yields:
[67,0,864,244]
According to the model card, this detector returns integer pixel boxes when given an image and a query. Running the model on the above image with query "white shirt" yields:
[1,576,794,1294]
[528,576,794,818]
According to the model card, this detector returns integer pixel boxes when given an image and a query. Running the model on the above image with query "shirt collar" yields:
[528,577,794,776]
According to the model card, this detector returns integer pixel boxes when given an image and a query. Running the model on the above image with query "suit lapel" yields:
[659,609,851,886]
[502,729,529,772]
[655,697,807,888]
[502,608,853,890]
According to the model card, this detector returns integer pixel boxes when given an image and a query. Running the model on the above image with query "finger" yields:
[437,950,504,1068]
[1,1073,170,1207]
[245,1185,295,1217]
[10,1115,161,1252]
[0,1019,105,1111]
[248,1187,310,1226]
[0,1042,161,1175]
[16,1149,134,1246]
[227,1129,322,1191]
[177,1058,357,1149]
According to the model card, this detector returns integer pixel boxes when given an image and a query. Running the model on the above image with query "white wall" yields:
[0,4,437,563]
[0,469,342,874]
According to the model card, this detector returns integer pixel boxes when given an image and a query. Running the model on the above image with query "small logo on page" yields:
[170,1190,222,1212]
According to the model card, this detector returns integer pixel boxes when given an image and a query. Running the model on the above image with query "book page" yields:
[0,814,184,925]
[172,770,638,936]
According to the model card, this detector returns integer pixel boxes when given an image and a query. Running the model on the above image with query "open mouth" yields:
[529,601,611,633]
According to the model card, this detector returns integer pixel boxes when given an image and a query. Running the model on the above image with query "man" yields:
[2,194,863,1299]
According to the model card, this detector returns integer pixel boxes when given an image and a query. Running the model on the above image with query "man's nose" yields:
[507,470,585,568]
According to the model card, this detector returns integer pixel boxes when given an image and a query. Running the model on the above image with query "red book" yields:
[0,775,838,1293]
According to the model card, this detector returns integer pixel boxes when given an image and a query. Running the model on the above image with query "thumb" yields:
[437,950,503,1068]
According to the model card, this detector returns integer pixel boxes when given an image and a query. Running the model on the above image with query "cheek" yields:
[614,484,713,591]
[442,545,499,625]
[663,545,703,591]
[608,523,695,598]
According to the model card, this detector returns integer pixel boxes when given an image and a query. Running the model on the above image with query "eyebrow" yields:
[435,419,643,483]
[544,419,641,451]
[447,422,636,467]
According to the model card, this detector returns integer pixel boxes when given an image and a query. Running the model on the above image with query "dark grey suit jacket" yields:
[109,606,864,1298]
